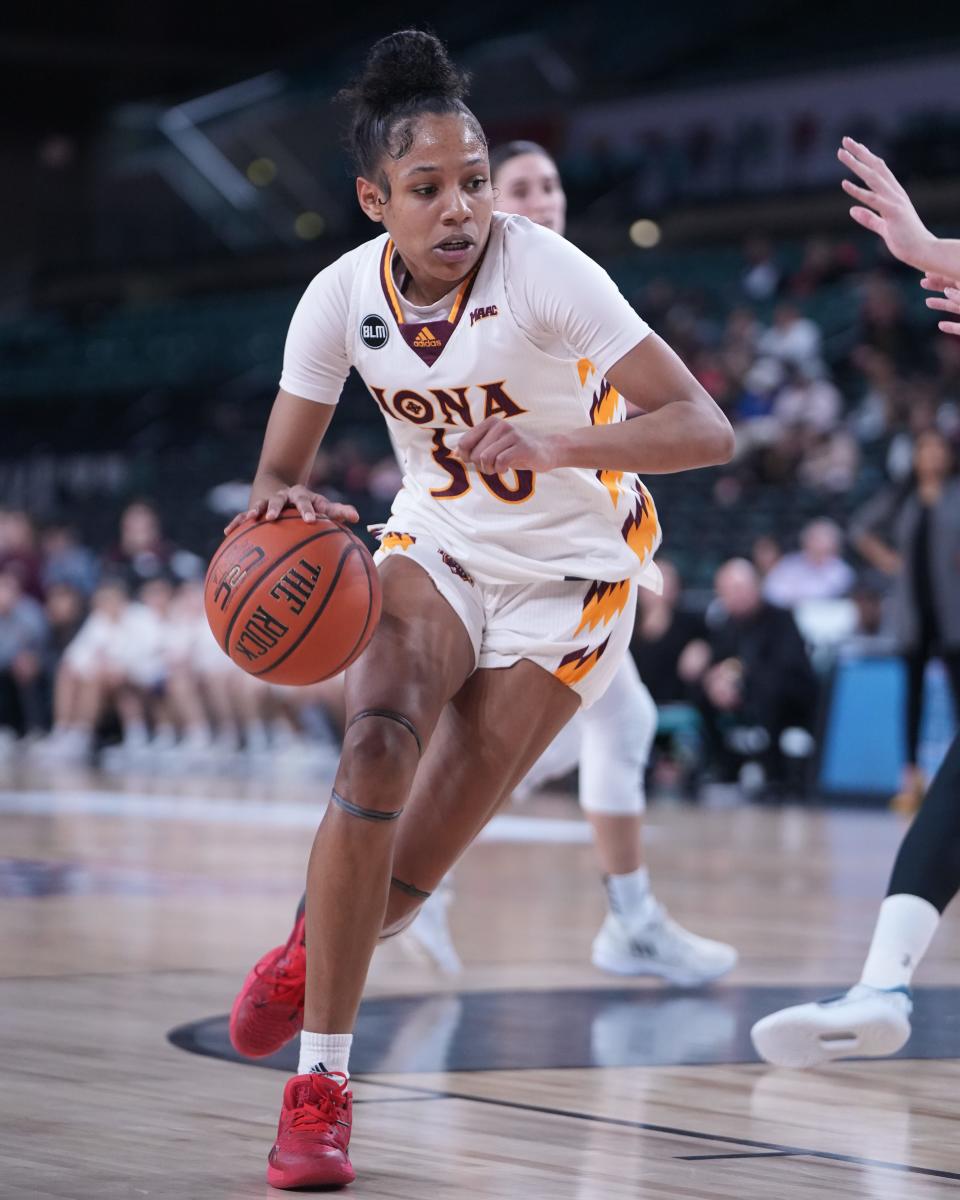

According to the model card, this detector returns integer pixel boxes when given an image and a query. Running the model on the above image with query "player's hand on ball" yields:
[224,486,359,535]
[921,275,960,338]
[837,137,936,272]
[453,416,560,474]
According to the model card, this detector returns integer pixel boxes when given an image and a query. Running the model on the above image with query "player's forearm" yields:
[551,401,734,474]
[913,236,960,278]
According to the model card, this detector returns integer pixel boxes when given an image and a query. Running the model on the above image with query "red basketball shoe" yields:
[267,1072,355,1190]
[229,912,306,1057]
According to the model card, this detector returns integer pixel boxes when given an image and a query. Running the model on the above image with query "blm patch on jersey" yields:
[360,314,389,349]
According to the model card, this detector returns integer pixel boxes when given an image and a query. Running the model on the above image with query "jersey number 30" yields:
[430,429,535,504]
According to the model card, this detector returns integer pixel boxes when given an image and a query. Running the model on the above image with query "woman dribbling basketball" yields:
[228,29,733,1189]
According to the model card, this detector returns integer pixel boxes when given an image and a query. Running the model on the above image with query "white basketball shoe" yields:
[591,900,738,985]
[750,984,913,1068]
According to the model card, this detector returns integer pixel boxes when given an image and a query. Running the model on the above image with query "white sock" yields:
[298,1031,353,1078]
[859,893,940,990]
[605,866,652,921]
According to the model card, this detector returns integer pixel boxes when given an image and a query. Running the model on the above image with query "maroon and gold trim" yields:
[378,239,487,368]
[554,636,611,688]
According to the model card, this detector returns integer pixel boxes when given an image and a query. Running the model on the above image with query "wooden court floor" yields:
[1,765,959,1199]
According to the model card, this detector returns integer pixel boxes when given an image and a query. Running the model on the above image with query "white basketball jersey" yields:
[344,214,662,586]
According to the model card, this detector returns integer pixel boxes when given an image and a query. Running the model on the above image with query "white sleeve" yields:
[278,253,353,405]
[504,218,651,375]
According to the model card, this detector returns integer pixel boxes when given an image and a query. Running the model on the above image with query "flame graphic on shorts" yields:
[554,637,611,687]
[382,532,416,552]
[574,580,630,635]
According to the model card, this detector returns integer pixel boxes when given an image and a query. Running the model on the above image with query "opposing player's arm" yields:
[224,390,359,534]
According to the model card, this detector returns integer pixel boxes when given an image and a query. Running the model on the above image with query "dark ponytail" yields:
[339,30,485,191]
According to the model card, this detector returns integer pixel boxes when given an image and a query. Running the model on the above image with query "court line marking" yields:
[677,1151,804,1161]
[352,1075,960,1182]
[0,790,598,843]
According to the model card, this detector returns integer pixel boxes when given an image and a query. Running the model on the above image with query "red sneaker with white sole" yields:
[229,912,306,1058]
[267,1072,355,1190]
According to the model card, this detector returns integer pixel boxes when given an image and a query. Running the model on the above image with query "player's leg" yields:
[380,660,581,931]
[582,656,738,983]
[752,730,960,1068]
[231,552,476,1044]
[895,643,928,809]
[402,687,584,974]
[381,575,636,934]
[263,555,477,1190]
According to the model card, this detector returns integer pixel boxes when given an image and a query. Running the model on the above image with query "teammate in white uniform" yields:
[224,31,733,1190]
[407,140,736,983]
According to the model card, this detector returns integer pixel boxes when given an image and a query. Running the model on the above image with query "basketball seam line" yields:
[250,543,356,679]
[220,527,342,653]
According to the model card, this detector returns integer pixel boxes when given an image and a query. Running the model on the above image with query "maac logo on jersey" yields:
[360,314,389,349]
[469,305,498,327]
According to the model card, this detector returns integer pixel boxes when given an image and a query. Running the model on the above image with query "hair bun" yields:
[353,30,469,113]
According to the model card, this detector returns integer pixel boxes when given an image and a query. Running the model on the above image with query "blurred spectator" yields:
[40,524,99,597]
[31,577,155,763]
[885,388,941,483]
[850,428,960,809]
[751,535,782,580]
[630,561,706,705]
[798,429,861,494]
[0,510,44,600]
[856,274,917,371]
[103,501,174,588]
[763,519,855,606]
[688,559,818,794]
[741,235,782,302]
[630,560,706,796]
[44,582,87,665]
[725,307,761,357]
[849,574,890,644]
[103,500,202,588]
[849,347,902,443]
[788,235,858,297]
[772,363,842,436]
[758,302,823,374]
[732,357,784,425]
[0,570,48,736]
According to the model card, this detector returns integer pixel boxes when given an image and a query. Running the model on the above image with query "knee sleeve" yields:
[579,660,657,815]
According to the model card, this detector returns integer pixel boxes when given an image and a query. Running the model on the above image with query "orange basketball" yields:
[204,513,381,685]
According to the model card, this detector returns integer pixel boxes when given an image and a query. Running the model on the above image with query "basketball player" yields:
[229,149,735,1012]
[752,137,960,1068]
[407,140,736,982]
[226,31,733,1187]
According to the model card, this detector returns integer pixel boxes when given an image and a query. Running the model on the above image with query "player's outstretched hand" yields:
[921,275,960,338]
[453,416,560,474]
[224,486,359,535]
[838,137,936,272]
